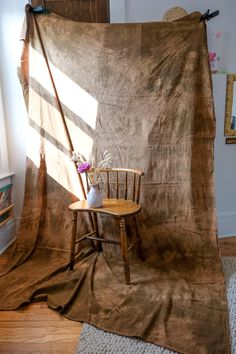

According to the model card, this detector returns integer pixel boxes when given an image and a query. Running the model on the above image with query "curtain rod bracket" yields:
[201,9,219,22]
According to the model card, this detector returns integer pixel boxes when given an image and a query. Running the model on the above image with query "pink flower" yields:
[77,162,91,173]
[209,52,216,62]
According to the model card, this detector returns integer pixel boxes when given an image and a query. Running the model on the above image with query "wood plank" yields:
[0,321,80,328]
[0,204,14,216]
[0,342,79,353]
[0,311,71,321]
[0,303,71,321]
[0,216,14,228]
[0,303,82,354]
[218,236,236,256]
[0,322,82,353]
[0,327,82,342]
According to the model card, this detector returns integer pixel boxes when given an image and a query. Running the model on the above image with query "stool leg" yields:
[92,212,102,252]
[119,217,130,285]
[70,211,77,270]
[133,215,145,261]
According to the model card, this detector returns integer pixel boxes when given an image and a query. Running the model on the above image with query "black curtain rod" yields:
[200,9,220,22]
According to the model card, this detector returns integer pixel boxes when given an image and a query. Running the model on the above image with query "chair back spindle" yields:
[132,174,136,202]
[136,175,141,204]
[125,172,128,200]
[106,171,110,198]
[116,171,119,199]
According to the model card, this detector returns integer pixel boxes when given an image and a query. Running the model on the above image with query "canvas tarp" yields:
[0,7,230,354]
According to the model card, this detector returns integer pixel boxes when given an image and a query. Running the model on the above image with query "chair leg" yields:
[119,217,130,285]
[70,211,77,270]
[92,212,102,252]
[133,215,145,261]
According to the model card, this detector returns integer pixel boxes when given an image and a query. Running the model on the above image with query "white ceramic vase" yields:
[87,183,103,208]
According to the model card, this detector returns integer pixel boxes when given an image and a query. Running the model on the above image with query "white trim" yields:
[0,84,9,175]
[217,211,236,238]
[0,172,14,181]
[219,233,236,239]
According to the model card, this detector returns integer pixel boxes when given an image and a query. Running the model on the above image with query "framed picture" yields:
[224,74,236,136]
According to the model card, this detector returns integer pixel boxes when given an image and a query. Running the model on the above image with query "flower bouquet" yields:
[72,151,112,183]
[72,151,112,207]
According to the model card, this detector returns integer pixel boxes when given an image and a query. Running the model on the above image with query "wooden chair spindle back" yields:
[84,168,144,204]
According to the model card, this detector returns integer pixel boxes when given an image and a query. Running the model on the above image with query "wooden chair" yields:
[68,168,145,285]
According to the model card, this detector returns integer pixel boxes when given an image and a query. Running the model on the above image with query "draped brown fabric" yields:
[0,8,230,354]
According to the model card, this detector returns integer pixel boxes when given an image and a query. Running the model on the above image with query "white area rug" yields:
[77,257,235,354]
[222,257,236,353]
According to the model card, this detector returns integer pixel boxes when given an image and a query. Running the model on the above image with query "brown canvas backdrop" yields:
[0,9,230,354]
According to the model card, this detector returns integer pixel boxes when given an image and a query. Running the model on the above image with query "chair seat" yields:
[69,198,141,217]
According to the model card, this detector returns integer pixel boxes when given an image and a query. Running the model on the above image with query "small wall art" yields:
[207,29,231,74]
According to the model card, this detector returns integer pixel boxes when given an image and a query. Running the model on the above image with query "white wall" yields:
[110,0,236,237]
[0,84,10,176]
[0,0,235,237]
[0,0,28,228]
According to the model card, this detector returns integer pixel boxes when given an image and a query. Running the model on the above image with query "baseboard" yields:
[217,211,236,238]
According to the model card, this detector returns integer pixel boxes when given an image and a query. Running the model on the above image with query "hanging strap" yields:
[32,13,86,199]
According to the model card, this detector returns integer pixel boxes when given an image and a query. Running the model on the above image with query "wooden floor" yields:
[0,302,82,354]
[0,236,235,353]
[0,253,82,354]
[218,236,236,256]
